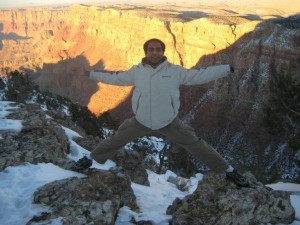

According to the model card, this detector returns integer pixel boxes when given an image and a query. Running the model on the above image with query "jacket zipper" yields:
[145,63,167,129]
[150,76,152,129]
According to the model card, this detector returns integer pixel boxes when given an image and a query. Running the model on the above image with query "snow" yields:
[0,101,20,118]
[0,119,22,132]
[125,136,166,152]
[25,93,38,104]
[0,101,22,139]
[267,183,300,221]
[0,163,86,225]
[267,182,300,192]
[62,125,82,139]
[124,170,200,224]
[140,136,166,151]
[0,100,300,225]
[61,104,71,116]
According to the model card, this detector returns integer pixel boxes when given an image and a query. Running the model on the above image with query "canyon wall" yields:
[0,4,299,180]
[0,4,258,114]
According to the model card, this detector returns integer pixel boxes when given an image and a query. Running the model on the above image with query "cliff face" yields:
[184,16,300,181]
[0,4,258,113]
[0,4,299,180]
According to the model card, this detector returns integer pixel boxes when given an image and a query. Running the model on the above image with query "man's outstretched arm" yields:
[89,68,135,86]
[179,64,234,86]
[67,61,135,86]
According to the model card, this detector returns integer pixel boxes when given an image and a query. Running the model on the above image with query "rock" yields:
[73,135,102,153]
[295,150,300,162]
[0,102,143,224]
[167,175,192,192]
[136,220,153,225]
[167,172,295,225]
[112,148,150,186]
[0,77,6,89]
[71,139,150,186]
[32,168,138,225]
[0,103,69,170]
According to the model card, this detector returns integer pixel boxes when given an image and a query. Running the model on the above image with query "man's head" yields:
[143,38,165,65]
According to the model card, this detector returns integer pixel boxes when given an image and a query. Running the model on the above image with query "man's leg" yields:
[91,117,151,164]
[158,117,229,172]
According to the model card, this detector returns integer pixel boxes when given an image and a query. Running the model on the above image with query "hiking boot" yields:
[226,169,250,187]
[71,156,93,171]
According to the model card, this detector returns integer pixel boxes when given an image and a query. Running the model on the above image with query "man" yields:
[73,38,249,187]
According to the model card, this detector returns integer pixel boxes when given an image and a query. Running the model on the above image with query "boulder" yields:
[31,168,138,225]
[113,148,150,186]
[0,104,69,171]
[167,172,295,225]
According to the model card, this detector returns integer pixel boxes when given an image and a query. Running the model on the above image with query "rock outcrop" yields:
[112,148,150,186]
[0,103,70,170]
[0,99,296,224]
[167,172,295,225]
[32,168,137,225]
[0,101,142,224]
[73,136,150,186]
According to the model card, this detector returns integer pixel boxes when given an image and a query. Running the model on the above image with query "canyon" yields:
[0,2,300,181]
[0,2,295,115]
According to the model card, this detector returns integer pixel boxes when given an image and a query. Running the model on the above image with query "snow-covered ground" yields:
[0,101,22,140]
[0,100,300,225]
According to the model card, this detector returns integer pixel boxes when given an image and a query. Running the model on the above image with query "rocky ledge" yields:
[0,101,296,224]
[167,172,295,225]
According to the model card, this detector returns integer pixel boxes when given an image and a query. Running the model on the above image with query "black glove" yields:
[230,65,235,73]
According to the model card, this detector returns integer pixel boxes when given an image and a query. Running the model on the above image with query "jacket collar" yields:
[141,56,167,68]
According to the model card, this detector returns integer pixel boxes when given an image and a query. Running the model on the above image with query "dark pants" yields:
[91,117,229,172]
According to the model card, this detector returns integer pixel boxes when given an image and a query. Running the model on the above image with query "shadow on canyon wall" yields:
[36,55,102,105]
[193,13,300,117]
[0,23,31,50]
[34,13,300,130]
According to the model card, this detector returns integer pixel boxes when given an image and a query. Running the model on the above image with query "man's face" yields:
[145,41,164,65]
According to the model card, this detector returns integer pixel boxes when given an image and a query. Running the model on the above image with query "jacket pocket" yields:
[170,92,180,115]
[170,95,176,115]
[158,92,179,125]
[132,90,142,114]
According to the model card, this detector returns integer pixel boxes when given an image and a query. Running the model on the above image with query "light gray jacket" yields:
[90,60,231,130]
